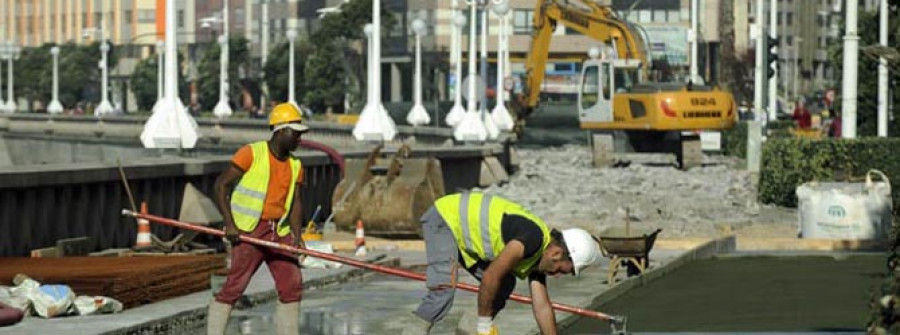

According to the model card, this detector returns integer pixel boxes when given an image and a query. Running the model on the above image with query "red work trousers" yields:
[214,220,303,305]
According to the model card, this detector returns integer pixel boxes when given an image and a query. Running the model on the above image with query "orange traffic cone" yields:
[135,202,152,248]
[354,220,367,257]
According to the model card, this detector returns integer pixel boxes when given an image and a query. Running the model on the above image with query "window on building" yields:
[667,10,679,23]
[625,11,638,22]
[638,10,651,23]
[234,8,245,25]
[786,36,793,45]
[388,12,405,37]
[786,12,793,26]
[513,9,533,35]
[137,10,154,24]
[177,10,184,28]
[124,10,132,24]
[653,10,666,23]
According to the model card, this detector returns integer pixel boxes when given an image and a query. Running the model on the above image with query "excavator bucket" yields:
[331,145,445,237]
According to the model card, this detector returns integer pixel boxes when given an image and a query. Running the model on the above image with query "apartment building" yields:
[745,0,844,99]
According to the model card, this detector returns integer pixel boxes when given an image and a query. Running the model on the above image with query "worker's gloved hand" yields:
[224,224,240,244]
[476,317,498,335]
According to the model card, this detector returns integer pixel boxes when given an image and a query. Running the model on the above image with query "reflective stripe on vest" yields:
[230,141,301,237]
[435,192,551,279]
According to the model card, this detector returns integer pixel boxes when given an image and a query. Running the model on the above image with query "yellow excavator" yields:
[513,0,736,169]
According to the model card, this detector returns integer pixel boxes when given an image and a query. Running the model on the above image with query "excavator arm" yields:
[513,0,649,133]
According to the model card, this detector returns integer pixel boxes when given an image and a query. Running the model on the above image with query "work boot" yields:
[275,301,300,335]
[206,300,233,335]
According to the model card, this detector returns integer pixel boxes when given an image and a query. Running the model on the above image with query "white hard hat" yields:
[561,228,601,276]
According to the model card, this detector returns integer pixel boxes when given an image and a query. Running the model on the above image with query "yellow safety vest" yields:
[230,141,301,237]
[434,192,550,279]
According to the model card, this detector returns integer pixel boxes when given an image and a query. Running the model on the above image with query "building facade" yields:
[744,0,844,101]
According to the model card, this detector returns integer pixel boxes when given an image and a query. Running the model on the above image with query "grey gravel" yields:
[480,145,797,238]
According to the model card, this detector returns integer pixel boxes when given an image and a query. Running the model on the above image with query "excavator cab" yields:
[578,58,642,125]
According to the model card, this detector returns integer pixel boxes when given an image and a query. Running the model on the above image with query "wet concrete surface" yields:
[189,248,690,335]
[198,275,426,335]
[563,253,885,334]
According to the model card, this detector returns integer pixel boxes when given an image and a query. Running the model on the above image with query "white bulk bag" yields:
[796,170,893,239]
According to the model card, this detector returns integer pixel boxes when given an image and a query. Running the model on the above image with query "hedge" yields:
[759,137,900,218]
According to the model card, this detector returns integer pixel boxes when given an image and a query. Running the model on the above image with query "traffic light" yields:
[766,36,779,79]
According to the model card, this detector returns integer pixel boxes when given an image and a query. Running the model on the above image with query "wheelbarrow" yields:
[598,227,662,284]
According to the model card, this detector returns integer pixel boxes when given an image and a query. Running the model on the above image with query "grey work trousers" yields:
[414,207,517,323]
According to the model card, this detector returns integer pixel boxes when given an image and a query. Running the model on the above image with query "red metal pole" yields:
[122,209,623,323]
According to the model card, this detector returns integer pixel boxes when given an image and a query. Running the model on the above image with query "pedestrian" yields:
[792,99,811,129]
[412,192,601,335]
[207,103,310,335]
[830,110,842,138]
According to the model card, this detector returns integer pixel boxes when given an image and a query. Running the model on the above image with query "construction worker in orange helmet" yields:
[208,102,309,335]
[413,192,602,335]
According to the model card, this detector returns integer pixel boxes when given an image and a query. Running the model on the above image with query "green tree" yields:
[129,52,191,112]
[303,42,349,112]
[14,44,52,112]
[301,0,396,113]
[195,36,253,112]
[830,1,900,136]
[263,40,314,105]
[5,42,119,112]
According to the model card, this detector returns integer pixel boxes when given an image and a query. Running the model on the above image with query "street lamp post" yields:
[152,40,165,112]
[140,0,200,149]
[213,0,232,119]
[95,41,114,115]
[491,0,513,131]
[287,28,298,107]
[352,0,397,141]
[406,18,430,127]
[47,47,64,114]
[480,0,500,140]
[454,0,488,142]
[3,42,19,113]
[446,12,467,127]
[213,35,233,118]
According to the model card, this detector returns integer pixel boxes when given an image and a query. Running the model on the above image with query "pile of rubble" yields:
[482,145,797,238]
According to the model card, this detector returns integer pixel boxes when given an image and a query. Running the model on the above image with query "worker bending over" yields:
[414,192,601,335]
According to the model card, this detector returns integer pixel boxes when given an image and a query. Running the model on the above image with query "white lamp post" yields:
[446,12,467,127]
[364,24,375,108]
[94,41,114,116]
[491,0,513,131]
[454,0,488,142]
[47,47,64,114]
[212,35,232,118]
[353,0,397,141]
[406,18,430,126]
[3,42,19,113]
[151,40,165,113]
[140,0,200,148]
[213,0,232,119]
[286,28,298,107]
[480,1,500,140]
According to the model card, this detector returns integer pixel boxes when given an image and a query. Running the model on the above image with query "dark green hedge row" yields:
[759,138,900,217]
[722,121,748,158]
[722,120,797,158]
